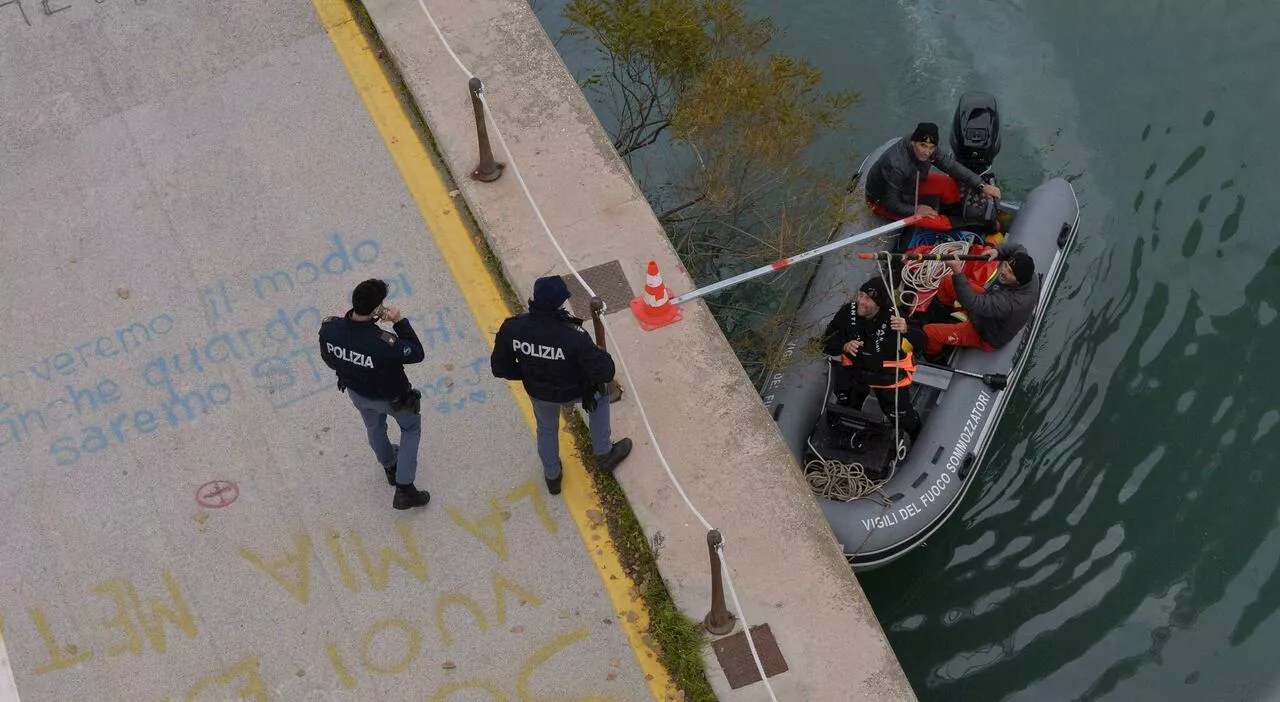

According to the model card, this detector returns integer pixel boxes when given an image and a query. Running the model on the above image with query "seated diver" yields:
[864,121,1002,237]
[921,242,1038,357]
[820,275,923,445]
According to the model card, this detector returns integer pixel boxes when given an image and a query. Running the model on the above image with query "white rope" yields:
[719,539,773,695]
[804,438,887,501]
[602,322,714,530]
[804,310,898,502]
[415,0,596,300]
[606,273,780,699]
[414,0,474,79]
[899,240,971,310]
[476,92,600,298]
[410,3,776,698]
[804,361,886,501]
[873,255,904,461]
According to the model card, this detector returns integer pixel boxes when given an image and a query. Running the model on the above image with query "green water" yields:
[534,1,1280,698]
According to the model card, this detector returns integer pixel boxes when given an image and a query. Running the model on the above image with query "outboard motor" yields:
[950,92,1001,175]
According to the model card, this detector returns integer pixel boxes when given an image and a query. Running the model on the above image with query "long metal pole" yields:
[919,362,1009,391]
[668,215,919,306]
[858,252,995,262]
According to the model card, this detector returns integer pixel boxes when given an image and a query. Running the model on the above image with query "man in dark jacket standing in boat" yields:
[490,275,632,496]
[923,242,1039,356]
[865,122,1001,232]
[821,275,923,443]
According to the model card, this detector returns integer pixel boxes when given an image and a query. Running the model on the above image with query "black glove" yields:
[391,389,422,414]
[582,382,607,412]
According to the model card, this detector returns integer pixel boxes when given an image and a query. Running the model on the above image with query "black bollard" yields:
[589,296,624,403]
[469,77,504,182]
[703,529,736,635]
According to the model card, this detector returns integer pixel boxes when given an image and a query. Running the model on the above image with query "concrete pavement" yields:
[0,1,661,699]
[359,0,917,699]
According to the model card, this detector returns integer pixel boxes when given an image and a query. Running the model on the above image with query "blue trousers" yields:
[530,395,611,480]
[348,389,421,485]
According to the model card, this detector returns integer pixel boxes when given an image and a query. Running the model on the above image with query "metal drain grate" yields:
[560,260,634,319]
[711,623,789,689]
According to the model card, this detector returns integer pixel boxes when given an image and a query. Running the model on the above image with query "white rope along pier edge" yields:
[412,1,779,697]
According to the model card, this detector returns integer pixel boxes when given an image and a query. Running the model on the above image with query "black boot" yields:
[919,298,955,324]
[595,438,633,473]
[545,473,562,496]
[899,414,922,458]
[382,445,399,486]
[393,483,430,510]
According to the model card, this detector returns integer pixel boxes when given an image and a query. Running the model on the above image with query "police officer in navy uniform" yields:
[319,279,430,510]
[490,275,632,495]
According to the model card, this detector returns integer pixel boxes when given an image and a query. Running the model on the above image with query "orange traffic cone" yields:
[629,260,683,331]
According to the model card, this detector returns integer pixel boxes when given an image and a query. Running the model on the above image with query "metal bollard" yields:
[703,529,736,635]
[468,77,504,182]
[589,296,624,403]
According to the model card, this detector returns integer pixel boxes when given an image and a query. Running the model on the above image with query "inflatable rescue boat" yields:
[761,93,1080,570]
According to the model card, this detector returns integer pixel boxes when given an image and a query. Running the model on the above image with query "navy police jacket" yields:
[490,308,614,403]
[319,311,425,401]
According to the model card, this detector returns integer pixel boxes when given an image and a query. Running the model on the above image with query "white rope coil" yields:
[899,239,972,310]
[805,455,887,502]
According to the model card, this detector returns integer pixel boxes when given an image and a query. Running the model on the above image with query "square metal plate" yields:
[561,259,633,319]
[711,623,789,689]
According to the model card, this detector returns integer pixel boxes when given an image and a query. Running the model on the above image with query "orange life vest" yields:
[869,350,917,389]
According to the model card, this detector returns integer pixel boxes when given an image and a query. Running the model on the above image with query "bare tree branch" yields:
[655,193,707,221]
[560,0,858,375]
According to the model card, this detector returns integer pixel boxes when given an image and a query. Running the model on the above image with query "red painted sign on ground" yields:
[196,480,239,508]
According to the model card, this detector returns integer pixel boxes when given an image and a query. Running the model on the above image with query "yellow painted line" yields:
[311,2,674,698]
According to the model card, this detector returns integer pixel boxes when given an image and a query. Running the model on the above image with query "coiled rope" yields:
[805,440,889,502]
[805,356,890,501]
[802,261,906,503]
[899,239,972,310]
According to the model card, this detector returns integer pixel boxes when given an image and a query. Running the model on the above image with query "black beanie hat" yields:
[859,275,891,309]
[531,275,572,310]
[910,122,940,145]
[1009,251,1035,284]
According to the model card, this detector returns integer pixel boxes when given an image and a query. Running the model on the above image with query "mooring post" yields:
[704,529,736,635]
[468,77,504,182]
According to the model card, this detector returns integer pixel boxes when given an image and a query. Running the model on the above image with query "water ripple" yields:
[1117,445,1165,504]
[1254,410,1279,443]
[1018,534,1071,569]
[1065,471,1105,527]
